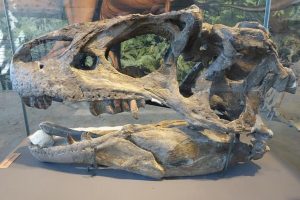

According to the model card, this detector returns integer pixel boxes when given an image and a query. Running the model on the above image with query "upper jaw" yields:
[10,6,297,135]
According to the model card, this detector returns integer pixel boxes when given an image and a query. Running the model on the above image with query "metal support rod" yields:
[263,0,272,30]
[3,0,30,136]
[223,133,235,175]
[2,0,15,53]
[20,98,30,136]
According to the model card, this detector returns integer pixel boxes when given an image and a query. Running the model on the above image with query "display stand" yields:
[0,139,300,200]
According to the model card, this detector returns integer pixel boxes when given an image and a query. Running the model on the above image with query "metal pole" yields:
[263,0,272,30]
[263,0,286,115]
[222,133,235,175]
[3,0,30,136]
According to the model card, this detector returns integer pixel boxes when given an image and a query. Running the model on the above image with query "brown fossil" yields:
[10,6,297,179]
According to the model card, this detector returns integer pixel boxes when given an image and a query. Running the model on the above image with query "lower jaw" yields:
[28,119,252,179]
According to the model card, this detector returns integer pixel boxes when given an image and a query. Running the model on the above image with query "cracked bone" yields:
[129,99,139,119]
[11,6,297,178]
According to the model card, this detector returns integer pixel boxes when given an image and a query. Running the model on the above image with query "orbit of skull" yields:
[10,6,297,178]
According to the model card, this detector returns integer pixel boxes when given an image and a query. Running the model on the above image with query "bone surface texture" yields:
[11,6,297,179]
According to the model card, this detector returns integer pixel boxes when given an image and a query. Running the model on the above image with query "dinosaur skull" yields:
[10,6,297,178]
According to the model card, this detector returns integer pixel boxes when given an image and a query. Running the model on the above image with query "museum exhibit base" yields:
[0,137,300,200]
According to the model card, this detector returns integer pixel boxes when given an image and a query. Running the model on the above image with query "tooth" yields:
[28,97,35,107]
[89,101,104,116]
[34,97,43,109]
[113,100,122,113]
[89,101,99,116]
[43,96,52,108]
[22,96,36,107]
[129,99,139,119]
[105,105,114,114]
[137,99,146,108]
[121,100,130,112]
[40,96,52,109]
[81,132,92,141]
[67,134,76,144]
[33,96,52,109]
[103,100,114,114]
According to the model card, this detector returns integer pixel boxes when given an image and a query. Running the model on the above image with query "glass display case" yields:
[0,0,299,199]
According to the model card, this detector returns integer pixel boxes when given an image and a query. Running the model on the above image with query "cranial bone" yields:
[11,6,297,179]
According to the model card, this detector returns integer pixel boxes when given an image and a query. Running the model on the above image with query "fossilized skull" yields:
[10,6,297,179]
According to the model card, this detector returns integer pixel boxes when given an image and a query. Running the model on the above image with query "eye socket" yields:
[71,52,98,70]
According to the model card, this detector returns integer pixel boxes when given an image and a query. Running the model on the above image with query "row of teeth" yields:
[89,99,145,119]
[22,96,157,120]
[66,132,94,145]
[22,95,52,109]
